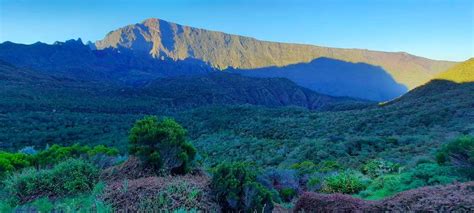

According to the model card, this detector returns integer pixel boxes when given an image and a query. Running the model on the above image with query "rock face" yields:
[95,18,456,89]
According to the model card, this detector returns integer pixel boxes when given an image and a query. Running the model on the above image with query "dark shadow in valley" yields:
[228,57,408,102]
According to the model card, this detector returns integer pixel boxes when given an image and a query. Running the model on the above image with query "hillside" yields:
[435,58,474,83]
[95,18,457,89]
[0,62,369,151]
[0,40,412,101]
[140,72,369,110]
[0,40,213,85]
[231,57,407,101]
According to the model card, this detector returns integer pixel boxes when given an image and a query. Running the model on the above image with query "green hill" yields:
[435,58,474,83]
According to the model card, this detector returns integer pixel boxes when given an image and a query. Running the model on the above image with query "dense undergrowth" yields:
[0,115,472,211]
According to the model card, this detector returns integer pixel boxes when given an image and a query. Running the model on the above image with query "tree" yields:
[129,116,196,174]
[211,162,273,212]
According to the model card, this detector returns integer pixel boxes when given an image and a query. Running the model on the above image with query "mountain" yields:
[95,18,457,89]
[434,58,474,83]
[231,57,407,101]
[0,40,404,101]
[0,40,213,85]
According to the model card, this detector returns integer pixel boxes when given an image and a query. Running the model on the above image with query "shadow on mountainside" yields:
[229,57,408,101]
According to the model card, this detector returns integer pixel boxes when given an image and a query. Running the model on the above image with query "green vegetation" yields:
[211,162,273,212]
[1,182,111,212]
[0,144,118,179]
[322,171,369,194]
[436,136,474,178]
[3,159,99,205]
[0,57,473,210]
[359,162,461,200]
[362,159,400,178]
[0,152,31,179]
[129,116,196,174]
[435,58,474,83]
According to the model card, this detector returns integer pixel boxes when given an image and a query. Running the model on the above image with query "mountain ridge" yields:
[94,18,457,89]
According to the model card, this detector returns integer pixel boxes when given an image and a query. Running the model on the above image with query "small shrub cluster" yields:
[257,168,300,202]
[362,159,400,178]
[3,159,99,204]
[0,144,118,180]
[322,171,369,194]
[359,163,461,200]
[0,152,31,179]
[1,182,112,212]
[211,162,273,212]
[129,116,196,174]
[436,136,474,178]
[33,144,119,168]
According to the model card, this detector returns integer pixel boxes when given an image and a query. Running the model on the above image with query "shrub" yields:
[0,152,31,179]
[2,182,112,212]
[436,136,474,178]
[318,160,343,173]
[359,163,461,200]
[257,168,299,202]
[3,159,99,204]
[211,162,273,212]
[129,116,196,174]
[290,161,318,175]
[322,171,368,194]
[362,159,400,178]
[33,144,119,168]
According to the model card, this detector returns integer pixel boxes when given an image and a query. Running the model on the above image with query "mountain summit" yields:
[95,18,456,89]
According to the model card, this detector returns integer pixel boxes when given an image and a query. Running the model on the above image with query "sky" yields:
[0,0,472,61]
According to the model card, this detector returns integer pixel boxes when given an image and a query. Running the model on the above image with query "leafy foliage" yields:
[362,159,400,178]
[436,136,474,178]
[129,116,196,174]
[359,163,461,200]
[257,168,300,202]
[0,152,31,179]
[322,171,369,194]
[211,162,273,212]
[33,144,119,168]
[2,182,111,212]
[3,159,99,204]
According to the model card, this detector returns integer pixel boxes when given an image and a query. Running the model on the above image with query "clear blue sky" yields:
[0,0,472,61]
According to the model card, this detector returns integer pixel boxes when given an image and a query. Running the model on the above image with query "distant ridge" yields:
[95,18,457,89]
[434,58,474,83]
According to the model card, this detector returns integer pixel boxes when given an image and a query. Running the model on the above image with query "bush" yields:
[33,144,119,168]
[0,152,31,179]
[211,162,273,212]
[257,168,299,202]
[2,182,112,212]
[359,163,461,200]
[290,161,318,175]
[362,159,400,178]
[322,171,368,194]
[129,116,196,174]
[3,159,99,204]
[436,136,474,178]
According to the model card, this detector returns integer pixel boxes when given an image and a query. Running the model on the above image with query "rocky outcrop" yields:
[95,18,457,89]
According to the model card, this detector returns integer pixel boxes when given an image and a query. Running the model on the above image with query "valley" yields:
[0,15,473,212]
